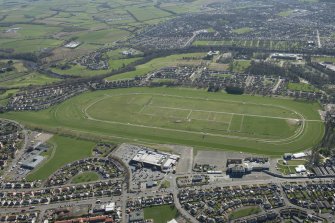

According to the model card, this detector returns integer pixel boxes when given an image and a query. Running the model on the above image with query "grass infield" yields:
[1,87,324,155]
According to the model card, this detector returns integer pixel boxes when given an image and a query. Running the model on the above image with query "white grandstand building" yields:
[130,149,180,172]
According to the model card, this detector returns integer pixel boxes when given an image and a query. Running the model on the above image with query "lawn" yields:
[287,159,307,165]
[229,206,262,220]
[277,159,306,175]
[312,56,335,63]
[1,87,324,155]
[230,60,251,72]
[277,164,295,175]
[144,205,179,223]
[71,172,100,184]
[277,162,297,175]
[278,9,294,17]
[232,27,253,34]
[160,180,171,189]
[27,135,95,181]
[287,82,319,92]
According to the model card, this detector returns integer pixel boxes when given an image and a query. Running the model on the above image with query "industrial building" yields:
[20,143,49,170]
[20,155,45,170]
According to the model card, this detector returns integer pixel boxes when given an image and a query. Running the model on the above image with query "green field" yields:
[229,206,262,220]
[27,135,95,180]
[312,56,335,63]
[71,172,100,184]
[144,205,179,223]
[287,82,319,92]
[106,52,206,81]
[277,159,307,175]
[230,60,251,72]
[0,0,207,55]
[0,60,59,88]
[193,39,304,51]
[52,57,141,77]
[1,87,324,155]
[278,9,294,17]
[232,27,253,34]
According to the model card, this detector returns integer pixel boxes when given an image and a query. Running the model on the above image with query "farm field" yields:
[0,0,207,55]
[0,87,324,155]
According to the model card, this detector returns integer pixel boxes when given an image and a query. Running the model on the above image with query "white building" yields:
[130,149,179,172]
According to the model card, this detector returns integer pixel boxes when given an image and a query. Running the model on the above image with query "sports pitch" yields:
[1,87,324,155]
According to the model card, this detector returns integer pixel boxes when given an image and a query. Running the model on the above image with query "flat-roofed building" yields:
[21,155,44,170]
[130,149,179,172]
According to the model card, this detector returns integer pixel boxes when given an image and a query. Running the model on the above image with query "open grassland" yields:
[27,135,95,181]
[52,57,141,77]
[126,5,172,22]
[0,60,60,88]
[0,0,206,54]
[0,72,59,88]
[106,52,206,81]
[0,38,63,53]
[1,87,324,155]
[144,205,179,223]
[75,29,129,45]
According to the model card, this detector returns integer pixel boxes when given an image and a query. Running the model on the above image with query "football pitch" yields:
[1,87,325,155]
